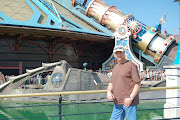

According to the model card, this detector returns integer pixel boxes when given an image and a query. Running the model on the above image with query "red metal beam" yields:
[0,61,22,75]
[26,39,73,62]
[19,61,22,75]
[0,67,19,69]
[78,41,94,56]
[72,41,95,56]
[6,35,25,52]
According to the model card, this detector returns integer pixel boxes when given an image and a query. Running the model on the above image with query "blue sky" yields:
[79,0,179,35]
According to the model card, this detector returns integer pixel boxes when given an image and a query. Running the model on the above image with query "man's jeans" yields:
[110,104,137,120]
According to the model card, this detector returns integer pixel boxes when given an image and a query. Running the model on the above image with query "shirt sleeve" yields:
[131,63,141,83]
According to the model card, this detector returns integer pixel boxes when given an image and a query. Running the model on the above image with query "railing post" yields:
[59,95,62,120]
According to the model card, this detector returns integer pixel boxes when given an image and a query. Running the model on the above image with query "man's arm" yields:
[124,82,141,108]
[130,82,141,99]
[107,83,115,100]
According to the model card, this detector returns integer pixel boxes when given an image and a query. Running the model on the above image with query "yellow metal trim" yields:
[136,31,158,53]
[0,90,107,98]
[0,86,180,98]
[140,86,180,91]
[144,49,155,58]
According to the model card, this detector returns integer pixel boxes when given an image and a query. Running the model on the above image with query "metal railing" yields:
[0,86,180,120]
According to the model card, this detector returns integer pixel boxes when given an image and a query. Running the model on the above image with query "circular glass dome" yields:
[51,72,63,86]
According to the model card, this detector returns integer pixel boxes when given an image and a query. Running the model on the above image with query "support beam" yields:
[72,41,94,56]
[0,61,22,75]
[6,34,25,52]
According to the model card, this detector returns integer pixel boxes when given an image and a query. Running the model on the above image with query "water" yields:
[0,100,164,120]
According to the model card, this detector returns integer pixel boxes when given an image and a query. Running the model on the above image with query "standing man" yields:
[107,45,141,120]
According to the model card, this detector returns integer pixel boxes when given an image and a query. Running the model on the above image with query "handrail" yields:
[140,86,180,91]
[0,81,11,90]
[0,90,106,98]
[0,86,180,120]
[0,86,180,98]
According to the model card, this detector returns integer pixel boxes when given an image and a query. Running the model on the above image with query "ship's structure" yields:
[0,0,178,100]
[86,0,177,71]
[0,60,109,101]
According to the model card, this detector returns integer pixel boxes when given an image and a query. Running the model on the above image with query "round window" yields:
[51,72,63,86]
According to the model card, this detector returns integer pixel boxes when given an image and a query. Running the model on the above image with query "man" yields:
[107,45,141,120]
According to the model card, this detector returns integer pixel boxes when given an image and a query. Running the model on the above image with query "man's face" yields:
[114,51,125,61]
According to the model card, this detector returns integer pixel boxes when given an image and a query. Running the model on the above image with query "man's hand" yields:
[107,91,115,100]
[124,97,133,108]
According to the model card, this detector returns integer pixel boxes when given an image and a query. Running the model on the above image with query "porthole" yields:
[51,72,63,87]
